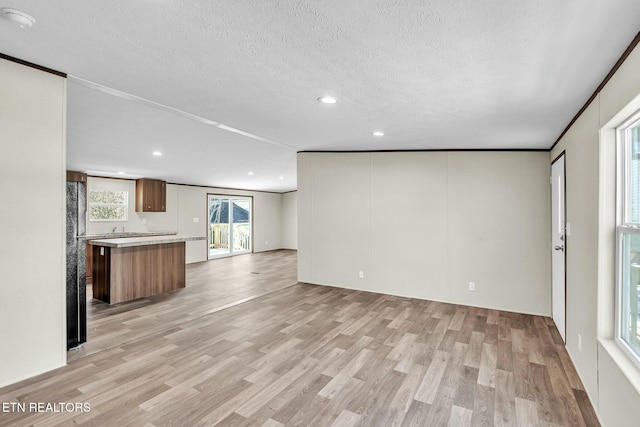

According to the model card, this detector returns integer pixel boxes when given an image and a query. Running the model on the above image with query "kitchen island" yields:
[89,235,205,304]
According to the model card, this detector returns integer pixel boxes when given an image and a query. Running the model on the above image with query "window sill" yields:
[599,338,640,395]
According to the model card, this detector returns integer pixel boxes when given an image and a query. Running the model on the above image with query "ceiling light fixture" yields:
[1,8,36,28]
[317,96,338,104]
[117,171,126,175]
[248,171,254,176]
[372,131,385,136]
[279,176,284,180]
[152,151,162,156]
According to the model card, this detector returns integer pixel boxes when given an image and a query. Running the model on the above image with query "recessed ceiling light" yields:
[152,151,162,156]
[279,176,284,180]
[317,96,338,104]
[372,131,385,136]
[248,171,254,176]
[117,171,126,175]
[1,8,36,28]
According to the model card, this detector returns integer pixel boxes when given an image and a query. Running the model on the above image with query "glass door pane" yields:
[231,198,251,253]
[209,196,230,258]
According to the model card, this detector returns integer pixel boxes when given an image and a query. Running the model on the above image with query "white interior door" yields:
[551,154,566,342]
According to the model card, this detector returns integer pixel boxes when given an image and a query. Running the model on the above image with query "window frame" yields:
[615,108,640,368]
[88,189,129,222]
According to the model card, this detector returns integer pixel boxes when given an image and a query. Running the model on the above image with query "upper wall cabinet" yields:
[135,178,166,212]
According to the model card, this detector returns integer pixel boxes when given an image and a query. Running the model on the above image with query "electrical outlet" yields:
[578,334,582,352]
[359,271,364,279]
[265,241,268,245]
[193,217,199,223]
[141,218,147,224]
[469,282,476,291]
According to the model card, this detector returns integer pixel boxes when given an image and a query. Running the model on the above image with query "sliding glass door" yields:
[208,195,252,259]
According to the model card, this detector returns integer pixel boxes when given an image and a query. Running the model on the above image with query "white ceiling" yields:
[1,1,639,192]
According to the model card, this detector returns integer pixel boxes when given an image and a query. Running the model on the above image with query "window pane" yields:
[630,125,640,223]
[90,206,126,221]
[88,190,128,221]
[620,231,640,355]
[88,190,126,205]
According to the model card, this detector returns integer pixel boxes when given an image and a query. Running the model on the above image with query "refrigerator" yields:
[66,180,87,350]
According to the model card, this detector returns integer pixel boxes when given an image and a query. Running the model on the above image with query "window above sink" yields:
[88,189,128,221]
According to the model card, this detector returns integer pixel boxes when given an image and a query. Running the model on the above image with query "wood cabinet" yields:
[66,171,87,182]
[86,241,93,284]
[135,178,166,212]
[91,242,186,304]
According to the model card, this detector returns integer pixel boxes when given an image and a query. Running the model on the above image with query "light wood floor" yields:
[69,250,297,362]
[0,250,599,426]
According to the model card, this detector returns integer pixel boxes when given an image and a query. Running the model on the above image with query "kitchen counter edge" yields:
[88,235,206,248]
[84,231,177,240]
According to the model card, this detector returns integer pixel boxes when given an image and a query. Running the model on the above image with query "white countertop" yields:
[84,231,177,240]
[88,235,206,248]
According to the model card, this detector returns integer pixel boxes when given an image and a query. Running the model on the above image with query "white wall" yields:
[281,191,297,249]
[175,185,209,264]
[0,58,67,387]
[298,150,551,315]
[549,101,601,408]
[86,177,283,263]
[549,40,640,426]
[370,152,448,300]
[305,153,372,290]
[447,153,551,313]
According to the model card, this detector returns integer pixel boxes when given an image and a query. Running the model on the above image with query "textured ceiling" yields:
[1,1,639,192]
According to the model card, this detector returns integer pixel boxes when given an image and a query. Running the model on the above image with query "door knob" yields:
[554,245,564,251]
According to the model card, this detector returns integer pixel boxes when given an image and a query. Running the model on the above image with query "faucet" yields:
[112,226,117,233]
